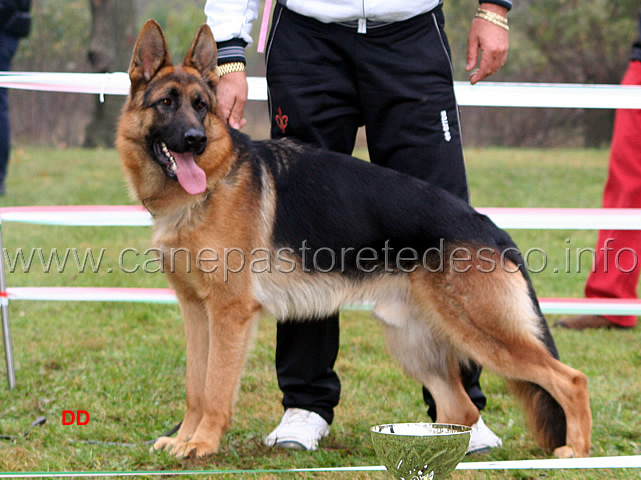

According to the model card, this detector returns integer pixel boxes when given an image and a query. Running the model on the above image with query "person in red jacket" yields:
[557,13,641,330]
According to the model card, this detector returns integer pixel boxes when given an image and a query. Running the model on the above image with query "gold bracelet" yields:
[216,62,246,77]
[475,8,509,31]
[477,8,509,24]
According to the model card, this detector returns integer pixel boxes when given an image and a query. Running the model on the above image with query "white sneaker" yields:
[466,416,503,454]
[264,408,330,451]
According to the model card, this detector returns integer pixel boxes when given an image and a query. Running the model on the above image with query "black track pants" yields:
[265,3,485,424]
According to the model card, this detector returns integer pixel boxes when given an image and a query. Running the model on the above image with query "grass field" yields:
[0,146,640,479]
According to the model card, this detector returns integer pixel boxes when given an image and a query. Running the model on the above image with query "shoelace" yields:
[283,410,312,425]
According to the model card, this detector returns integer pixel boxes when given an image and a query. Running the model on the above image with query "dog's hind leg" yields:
[378,305,480,428]
[409,262,592,457]
[491,346,590,458]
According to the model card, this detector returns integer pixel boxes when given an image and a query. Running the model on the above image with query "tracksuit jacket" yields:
[205,0,513,65]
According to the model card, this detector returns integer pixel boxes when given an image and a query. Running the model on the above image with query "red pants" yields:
[585,60,641,327]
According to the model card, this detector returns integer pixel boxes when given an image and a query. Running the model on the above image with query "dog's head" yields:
[118,20,231,200]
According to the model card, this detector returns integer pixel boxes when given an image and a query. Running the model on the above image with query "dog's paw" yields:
[152,431,219,458]
[172,438,219,459]
[553,445,576,458]
[151,436,179,453]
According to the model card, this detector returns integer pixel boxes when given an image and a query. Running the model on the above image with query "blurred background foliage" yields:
[7,0,641,148]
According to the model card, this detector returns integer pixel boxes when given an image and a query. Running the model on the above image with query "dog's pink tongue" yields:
[172,151,207,195]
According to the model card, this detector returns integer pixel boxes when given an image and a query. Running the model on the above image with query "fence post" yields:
[0,218,16,389]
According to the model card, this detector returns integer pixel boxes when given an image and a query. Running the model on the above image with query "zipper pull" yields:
[358,18,367,34]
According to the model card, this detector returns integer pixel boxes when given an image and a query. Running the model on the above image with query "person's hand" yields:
[216,71,248,129]
[465,3,509,85]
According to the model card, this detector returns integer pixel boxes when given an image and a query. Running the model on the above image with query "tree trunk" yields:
[84,0,137,148]
[583,109,615,148]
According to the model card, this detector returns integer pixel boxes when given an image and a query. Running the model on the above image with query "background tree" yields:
[443,0,638,147]
[517,0,638,147]
[83,0,137,148]
[8,0,91,146]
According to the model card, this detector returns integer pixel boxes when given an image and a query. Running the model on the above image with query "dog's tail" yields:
[507,379,566,450]
[504,246,567,450]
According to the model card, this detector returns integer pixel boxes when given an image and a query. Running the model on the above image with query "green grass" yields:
[0,146,640,479]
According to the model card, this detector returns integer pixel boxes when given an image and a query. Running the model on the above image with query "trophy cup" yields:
[370,423,471,480]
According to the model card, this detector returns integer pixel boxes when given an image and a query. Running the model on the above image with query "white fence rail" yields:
[3,72,641,108]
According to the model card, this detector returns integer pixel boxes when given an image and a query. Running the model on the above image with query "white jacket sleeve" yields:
[204,0,259,46]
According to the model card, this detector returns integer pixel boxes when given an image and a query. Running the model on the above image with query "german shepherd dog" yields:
[117,20,592,459]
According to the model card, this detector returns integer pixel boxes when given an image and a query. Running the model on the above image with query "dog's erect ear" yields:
[184,24,219,88]
[129,19,171,86]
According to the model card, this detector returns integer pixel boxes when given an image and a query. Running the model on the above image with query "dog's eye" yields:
[194,100,207,112]
[162,98,172,107]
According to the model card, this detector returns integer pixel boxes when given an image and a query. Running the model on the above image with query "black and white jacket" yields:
[204,0,512,64]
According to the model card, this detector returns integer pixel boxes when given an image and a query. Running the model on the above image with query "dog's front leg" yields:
[153,293,210,455]
[172,297,258,459]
